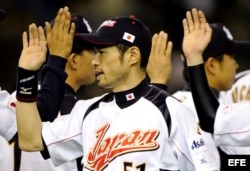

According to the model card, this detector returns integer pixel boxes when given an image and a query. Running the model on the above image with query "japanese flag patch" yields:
[122,32,135,43]
[126,93,135,101]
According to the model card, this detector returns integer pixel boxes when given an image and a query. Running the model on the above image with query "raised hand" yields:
[182,8,212,66]
[45,6,75,59]
[147,31,173,85]
[18,23,47,71]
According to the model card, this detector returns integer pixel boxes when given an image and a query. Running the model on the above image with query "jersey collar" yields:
[114,79,150,109]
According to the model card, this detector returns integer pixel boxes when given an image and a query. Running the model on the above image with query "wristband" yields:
[16,67,38,102]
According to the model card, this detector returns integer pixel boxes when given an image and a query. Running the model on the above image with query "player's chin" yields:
[96,73,103,81]
[96,79,104,88]
[97,80,112,90]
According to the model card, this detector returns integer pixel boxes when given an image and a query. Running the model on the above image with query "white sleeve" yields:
[166,97,219,171]
[0,90,17,141]
[42,101,85,167]
[214,102,250,146]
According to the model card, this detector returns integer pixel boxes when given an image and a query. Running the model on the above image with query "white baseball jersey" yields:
[172,90,220,170]
[0,89,79,171]
[0,136,14,171]
[217,70,250,154]
[42,83,218,171]
[214,102,250,147]
[0,90,17,140]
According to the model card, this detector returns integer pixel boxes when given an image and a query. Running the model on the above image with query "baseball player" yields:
[176,16,250,170]
[0,8,22,171]
[15,6,218,171]
[0,9,15,171]
[218,69,250,155]
[182,8,250,147]
[0,12,94,171]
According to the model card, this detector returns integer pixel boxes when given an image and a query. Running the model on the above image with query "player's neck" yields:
[112,69,146,92]
[114,79,149,108]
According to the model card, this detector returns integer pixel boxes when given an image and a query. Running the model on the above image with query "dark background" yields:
[1,0,250,99]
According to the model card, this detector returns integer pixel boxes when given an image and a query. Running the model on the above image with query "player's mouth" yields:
[95,71,104,80]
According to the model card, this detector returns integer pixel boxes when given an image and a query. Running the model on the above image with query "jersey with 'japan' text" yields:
[42,80,218,171]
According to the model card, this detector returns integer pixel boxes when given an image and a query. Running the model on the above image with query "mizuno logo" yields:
[19,87,32,95]
[85,123,160,171]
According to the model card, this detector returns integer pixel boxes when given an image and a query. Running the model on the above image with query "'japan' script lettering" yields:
[85,123,160,171]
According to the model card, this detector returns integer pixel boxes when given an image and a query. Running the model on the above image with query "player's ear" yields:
[68,53,77,69]
[128,46,140,66]
[205,57,219,75]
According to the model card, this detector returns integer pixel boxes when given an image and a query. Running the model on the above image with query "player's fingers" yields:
[58,7,68,33]
[205,23,213,40]
[38,26,48,62]
[150,33,158,54]
[153,31,167,54]
[28,23,35,46]
[153,32,161,54]
[38,26,47,47]
[68,22,75,37]
[198,10,207,30]
[45,21,51,35]
[45,22,51,44]
[185,10,194,32]
[22,31,28,49]
[158,31,167,55]
[64,8,71,33]
[55,6,70,36]
[52,7,64,32]
[191,8,200,30]
[165,41,173,59]
[32,24,39,46]
[182,19,189,36]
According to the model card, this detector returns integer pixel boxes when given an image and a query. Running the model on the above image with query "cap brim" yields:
[0,9,6,21]
[228,41,250,56]
[75,33,117,46]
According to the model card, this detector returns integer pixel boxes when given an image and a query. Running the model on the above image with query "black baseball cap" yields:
[0,9,6,21]
[49,14,93,53]
[203,23,250,60]
[75,16,152,67]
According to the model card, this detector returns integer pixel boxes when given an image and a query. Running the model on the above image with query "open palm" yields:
[19,23,47,71]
